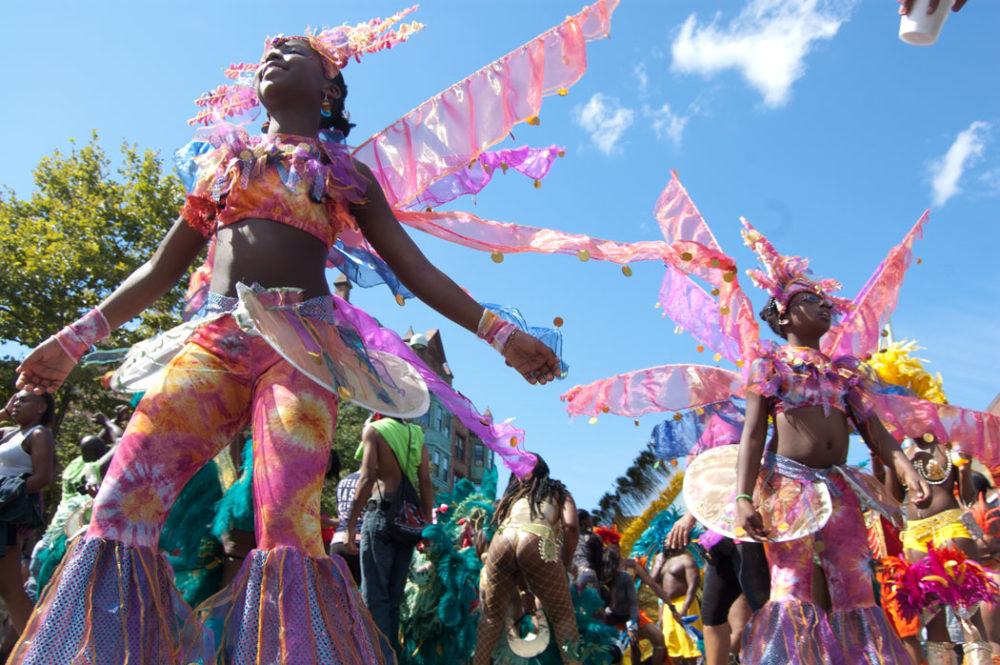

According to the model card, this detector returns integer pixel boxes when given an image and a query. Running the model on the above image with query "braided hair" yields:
[491,456,568,528]
[759,297,787,339]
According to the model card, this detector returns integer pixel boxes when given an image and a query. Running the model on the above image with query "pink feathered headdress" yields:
[740,217,853,316]
[190,6,424,126]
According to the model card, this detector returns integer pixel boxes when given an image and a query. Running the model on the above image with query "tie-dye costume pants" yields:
[741,471,914,665]
[10,315,392,665]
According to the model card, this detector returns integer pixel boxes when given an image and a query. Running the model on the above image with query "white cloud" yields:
[980,168,1000,196]
[634,62,649,97]
[643,103,689,146]
[670,0,856,108]
[573,93,635,156]
[930,121,990,206]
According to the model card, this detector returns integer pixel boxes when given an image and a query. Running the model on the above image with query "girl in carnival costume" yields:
[9,4,631,662]
[561,173,999,664]
[732,224,930,665]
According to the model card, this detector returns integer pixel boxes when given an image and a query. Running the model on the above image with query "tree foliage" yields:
[0,132,191,465]
[0,133,191,514]
[591,444,670,526]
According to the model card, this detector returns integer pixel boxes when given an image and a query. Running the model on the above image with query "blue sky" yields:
[3,1,998,513]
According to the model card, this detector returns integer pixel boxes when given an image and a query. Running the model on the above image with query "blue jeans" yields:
[360,501,415,662]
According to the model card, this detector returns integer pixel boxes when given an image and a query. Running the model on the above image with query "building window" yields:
[474,443,485,467]
[455,434,466,461]
[432,450,440,473]
[435,406,444,433]
[441,455,449,481]
[442,414,451,439]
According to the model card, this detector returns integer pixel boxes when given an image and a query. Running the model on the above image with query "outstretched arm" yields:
[17,219,207,393]
[351,163,560,385]
[735,390,771,540]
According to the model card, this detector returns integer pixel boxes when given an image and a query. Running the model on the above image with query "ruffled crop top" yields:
[176,125,368,248]
[747,342,880,419]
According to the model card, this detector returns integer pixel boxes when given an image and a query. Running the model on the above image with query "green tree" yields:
[0,133,191,512]
[321,401,368,518]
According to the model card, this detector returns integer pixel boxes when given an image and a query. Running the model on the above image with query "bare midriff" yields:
[210,218,333,300]
[771,404,851,468]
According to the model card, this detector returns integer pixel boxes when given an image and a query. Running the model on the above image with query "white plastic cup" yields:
[899,0,956,46]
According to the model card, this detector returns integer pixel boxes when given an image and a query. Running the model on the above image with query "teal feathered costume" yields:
[159,460,224,606]
[399,468,616,665]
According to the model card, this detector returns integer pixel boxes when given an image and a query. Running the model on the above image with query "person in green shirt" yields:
[346,415,434,662]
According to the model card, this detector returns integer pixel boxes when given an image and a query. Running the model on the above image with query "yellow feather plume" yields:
[620,471,685,556]
[867,340,947,404]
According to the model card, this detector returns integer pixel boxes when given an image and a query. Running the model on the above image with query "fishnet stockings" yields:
[474,528,579,665]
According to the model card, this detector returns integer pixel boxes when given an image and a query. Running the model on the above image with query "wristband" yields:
[54,308,111,362]
[734,493,754,504]
[476,309,517,354]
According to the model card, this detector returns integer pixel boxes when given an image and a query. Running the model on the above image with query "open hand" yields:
[666,513,696,549]
[900,463,932,508]
[502,331,561,385]
[16,337,77,394]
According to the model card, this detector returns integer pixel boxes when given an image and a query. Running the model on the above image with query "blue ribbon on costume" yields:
[649,398,746,461]
[481,303,569,378]
[174,140,214,191]
[326,241,415,301]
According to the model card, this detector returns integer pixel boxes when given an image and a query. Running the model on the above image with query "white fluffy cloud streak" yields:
[645,104,688,146]
[931,121,991,207]
[573,93,635,156]
[670,0,854,107]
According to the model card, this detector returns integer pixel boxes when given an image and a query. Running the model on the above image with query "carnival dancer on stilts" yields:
[10,10,569,664]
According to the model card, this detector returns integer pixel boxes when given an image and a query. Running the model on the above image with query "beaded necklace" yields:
[912,447,954,485]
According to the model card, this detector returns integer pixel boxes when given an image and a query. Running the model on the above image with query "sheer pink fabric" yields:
[403,145,564,211]
[653,176,759,368]
[353,0,619,209]
[561,364,744,418]
[397,208,673,262]
[822,213,927,360]
[562,173,999,468]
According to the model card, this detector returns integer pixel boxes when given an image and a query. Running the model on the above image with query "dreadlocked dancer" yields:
[475,458,581,665]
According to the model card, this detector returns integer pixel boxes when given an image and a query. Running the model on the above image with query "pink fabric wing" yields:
[329,293,538,478]
[352,0,619,209]
[823,212,928,359]
[404,145,564,211]
[877,394,1000,469]
[396,208,674,263]
[561,364,744,418]
[652,174,760,368]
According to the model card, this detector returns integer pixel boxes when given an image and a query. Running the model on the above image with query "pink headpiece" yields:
[190,6,424,126]
[740,217,853,316]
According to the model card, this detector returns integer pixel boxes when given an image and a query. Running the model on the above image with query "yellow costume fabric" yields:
[900,508,972,553]
[660,597,702,658]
